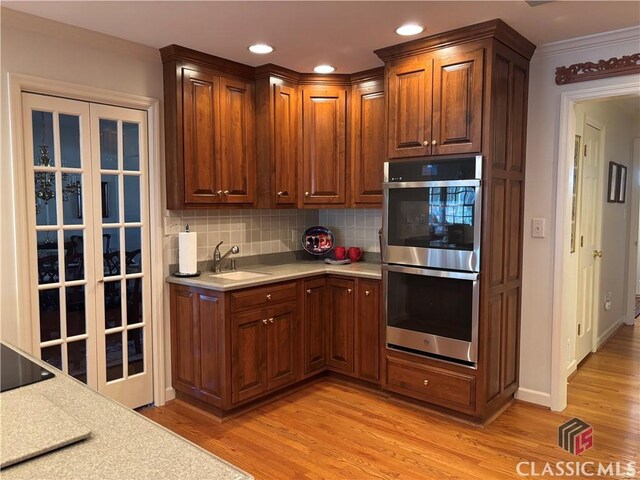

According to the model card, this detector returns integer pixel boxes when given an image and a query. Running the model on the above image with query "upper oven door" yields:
[383,180,481,271]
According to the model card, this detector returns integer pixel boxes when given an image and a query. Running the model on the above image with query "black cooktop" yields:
[0,344,55,393]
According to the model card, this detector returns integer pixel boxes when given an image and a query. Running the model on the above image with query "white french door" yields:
[22,93,153,408]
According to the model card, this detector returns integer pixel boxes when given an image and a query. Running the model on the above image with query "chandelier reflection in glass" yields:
[34,144,82,214]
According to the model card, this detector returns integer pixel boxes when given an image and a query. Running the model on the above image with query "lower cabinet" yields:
[169,285,224,406]
[302,277,328,375]
[327,278,355,373]
[231,301,299,404]
[355,279,381,382]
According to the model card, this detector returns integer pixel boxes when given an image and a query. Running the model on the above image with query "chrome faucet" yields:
[212,241,239,272]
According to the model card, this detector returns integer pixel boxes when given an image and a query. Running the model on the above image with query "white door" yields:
[575,122,603,364]
[22,93,153,408]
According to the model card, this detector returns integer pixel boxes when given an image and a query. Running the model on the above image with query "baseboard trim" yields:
[566,359,577,380]
[596,319,625,350]
[514,387,551,407]
[164,387,176,403]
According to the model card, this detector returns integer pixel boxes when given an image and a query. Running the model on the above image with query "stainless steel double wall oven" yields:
[382,156,482,365]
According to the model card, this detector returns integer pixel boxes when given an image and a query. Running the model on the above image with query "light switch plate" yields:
[531,218,545,238]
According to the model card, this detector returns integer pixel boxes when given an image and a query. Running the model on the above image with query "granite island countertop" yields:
[167,260,382,291]
[0,343,252,480]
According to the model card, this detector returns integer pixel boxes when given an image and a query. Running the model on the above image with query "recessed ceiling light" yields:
[314,65,335,74]
[395,24,424,36]
[248,44,274,54]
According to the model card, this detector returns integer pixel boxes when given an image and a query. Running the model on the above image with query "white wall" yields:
[518,26,640,406]
[0,8,166,371]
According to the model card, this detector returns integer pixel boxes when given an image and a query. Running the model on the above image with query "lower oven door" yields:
[383,264,479,365]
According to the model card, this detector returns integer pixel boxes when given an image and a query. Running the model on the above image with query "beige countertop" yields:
[0,343,252,480]
[167,260,382,291]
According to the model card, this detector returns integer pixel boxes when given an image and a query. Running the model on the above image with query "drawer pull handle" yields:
[347,288,352,294]
[306,289,312,294]
[269,318,274,324]
[262,319,268,325]
[266,294,272,300]
[423,379,429,386]
[365,290,370,296]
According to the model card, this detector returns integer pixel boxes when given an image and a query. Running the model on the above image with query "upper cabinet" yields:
[386,46,484,159]
[351,72,385,205]
[161,46,256,209]
[300,85,348,206]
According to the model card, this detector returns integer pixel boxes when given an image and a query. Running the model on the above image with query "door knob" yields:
[592,250,603,258]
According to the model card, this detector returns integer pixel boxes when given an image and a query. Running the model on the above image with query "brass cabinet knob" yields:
[266,294,272,300]
[277,191,289,197]
[217,190,223,196]
[304,192,310,197]
[223,190,230,195]
[431,140,437,146]
[269,318,274,324]
[422,140,429,146]
[262,319,268,325]
[423,379,429,386]
[347,288,352,294]
[365,290,370,296]
[306,289,312,294]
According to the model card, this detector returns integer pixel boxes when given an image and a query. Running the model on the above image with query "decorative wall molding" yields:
[555,53,640,85]
[535,26,640,58]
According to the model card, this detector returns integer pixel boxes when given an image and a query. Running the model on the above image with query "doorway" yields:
[22,92,153,408]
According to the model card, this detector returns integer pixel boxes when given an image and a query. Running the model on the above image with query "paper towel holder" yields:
[174,223,201,278]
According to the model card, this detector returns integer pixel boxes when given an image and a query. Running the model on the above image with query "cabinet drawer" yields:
[385,356,475,410]
[231,282,297,312]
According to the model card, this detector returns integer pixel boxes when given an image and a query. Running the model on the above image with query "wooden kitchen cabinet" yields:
[301,85,348,206]
[386,46,483,159]
[169,284,224,407]
[231,300,299,404]
[326,277,355,373]
[161,45,256,209]
[355,279,381,383]
[302,277,327,375]
[351,72,385,205]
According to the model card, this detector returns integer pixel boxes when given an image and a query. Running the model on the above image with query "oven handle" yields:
[383,179,480,189]
[382,264,479,281]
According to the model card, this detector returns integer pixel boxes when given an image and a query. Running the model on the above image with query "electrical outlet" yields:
[164,217,181,236]
[531,218,545,238]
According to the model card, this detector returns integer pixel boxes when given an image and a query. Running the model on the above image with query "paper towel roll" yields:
[178,231,198,274]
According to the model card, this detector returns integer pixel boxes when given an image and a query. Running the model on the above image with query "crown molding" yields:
[535,26,640,58]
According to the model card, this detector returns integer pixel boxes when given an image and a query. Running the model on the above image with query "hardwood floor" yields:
[141,323,639,479]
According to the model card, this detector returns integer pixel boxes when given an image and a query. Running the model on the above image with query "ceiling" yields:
[4,1,639,73]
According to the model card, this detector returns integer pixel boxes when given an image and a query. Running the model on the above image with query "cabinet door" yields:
[387,59,433,159]
[355,279,380,383]
[351,79,385,205]
[231,309,267,403]
[182,68,220,204]
[303,278,327,375]
[273,83,298,206]
[219,76,255,204]
[170,285,223,405]
[301,86,347,205]
[327,278,355,373]
[266,302,299,390]
[432,48,483,155]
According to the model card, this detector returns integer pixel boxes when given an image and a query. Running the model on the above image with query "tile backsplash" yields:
[166,208,382,266]
[319,209,382,253]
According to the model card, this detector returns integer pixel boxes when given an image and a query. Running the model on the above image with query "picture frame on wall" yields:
[617,164,627,203]
[607,162,619,203]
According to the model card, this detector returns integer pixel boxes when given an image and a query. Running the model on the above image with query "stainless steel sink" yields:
[209,271,272,281]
